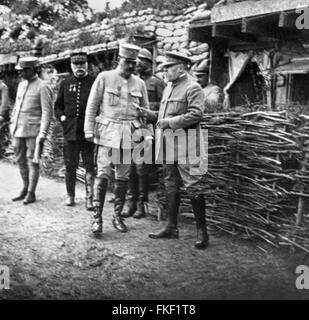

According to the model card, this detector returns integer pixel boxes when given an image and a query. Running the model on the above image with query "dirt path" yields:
[0,160,309,300]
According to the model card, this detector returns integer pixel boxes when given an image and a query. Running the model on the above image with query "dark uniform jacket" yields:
[55,74,95,141]
[141,73,165,111]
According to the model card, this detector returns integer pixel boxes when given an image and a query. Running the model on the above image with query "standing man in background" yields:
[84,43,150,236]
[122,48,165,219]
[55,52,96,210]
[10,57,53,204]
[192,59,223,112]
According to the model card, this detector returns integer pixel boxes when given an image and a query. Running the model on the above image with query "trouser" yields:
[63,140,95,196]
[13,137,39,193]
[127,163,149,203]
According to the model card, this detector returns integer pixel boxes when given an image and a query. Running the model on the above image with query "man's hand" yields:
[0,116,4,125]
[156,119,170,129]
[85,133,94,141]
[60,115,66,122]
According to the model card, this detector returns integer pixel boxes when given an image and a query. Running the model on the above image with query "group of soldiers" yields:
[2,42,223,250]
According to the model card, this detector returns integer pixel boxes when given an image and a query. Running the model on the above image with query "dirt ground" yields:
[1,160,309,300]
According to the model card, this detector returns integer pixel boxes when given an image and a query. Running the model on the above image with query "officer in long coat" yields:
[84,43,150,236]
[139,51,209,249]
[10,57,53,204]
[122,48,165,219]
[55,52,96,209]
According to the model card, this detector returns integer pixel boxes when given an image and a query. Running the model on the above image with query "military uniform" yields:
[11,57,53,204]
[123,69,166,219]
[0,80,10,121]
[147,51,209,249]
[84,43,150,235]
[55,73,96,208]
[203,83,223,112]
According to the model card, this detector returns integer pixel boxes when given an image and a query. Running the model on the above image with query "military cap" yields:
[15,56,39,70]
[119,43,141,61]
[161,51,192,68]
[138,48,153,62]
[70,51,87,64]
[192,59,209,75]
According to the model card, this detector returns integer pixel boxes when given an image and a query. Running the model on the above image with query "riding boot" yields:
[113,179,128,233]
[91,177,108,235]
[65,168,76,206]
[191,194,209,249]
[12,165,29,201]
[122,166,138,218]
[23,162,39,205]
[85,171,94,211]
[133,173,148,219]
[149,192,180,239]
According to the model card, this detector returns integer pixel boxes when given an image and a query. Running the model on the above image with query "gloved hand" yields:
[60,115,66,122]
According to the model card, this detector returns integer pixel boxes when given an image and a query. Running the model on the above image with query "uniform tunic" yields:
[147,73,207,193]
[0,80,10,120]
[55,74,95,141]
[84,67,150,180]
[54,74,96,172]
[10,75,53,164]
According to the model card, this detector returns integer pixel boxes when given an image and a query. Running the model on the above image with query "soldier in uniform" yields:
[192,59,223,112]
[55,52,96,209]
[10,57,53,204]
[122,48,165,219]
[0,76,10,124]
[139,52,209,249]
[84,43,150,236]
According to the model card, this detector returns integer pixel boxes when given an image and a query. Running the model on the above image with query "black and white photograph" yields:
[1,0,309,305]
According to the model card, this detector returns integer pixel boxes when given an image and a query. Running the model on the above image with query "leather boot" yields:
[149,192,180,239]
[113,179,128,233]
[92,177,108,235]
[65,168,76,206]
[133,173,148,219]
[122,166,138,218]
[191,194,209,249]
[12,165,29,201]
[85,171,94,211]
[24,162,39,205]
[23,191,36,205]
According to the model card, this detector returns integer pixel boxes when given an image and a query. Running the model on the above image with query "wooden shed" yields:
[189,0,309,109]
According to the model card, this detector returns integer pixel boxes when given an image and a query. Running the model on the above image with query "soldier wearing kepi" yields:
[84,43,150,236]
[139,51,209,249]
[11,57,53,204]
[55,51,96,209]
[122,48,165,219]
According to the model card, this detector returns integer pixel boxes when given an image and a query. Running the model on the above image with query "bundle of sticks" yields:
[180,109,309,253]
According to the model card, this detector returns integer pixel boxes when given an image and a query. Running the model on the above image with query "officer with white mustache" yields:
[55,51,96,210]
